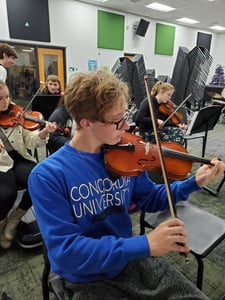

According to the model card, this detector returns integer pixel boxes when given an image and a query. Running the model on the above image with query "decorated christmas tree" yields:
[210,64,225,85]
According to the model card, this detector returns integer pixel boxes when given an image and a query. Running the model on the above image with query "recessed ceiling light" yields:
[209,25,225,31]
[94,0,108,2]
[146,2,175,12]
[176,17,199,24]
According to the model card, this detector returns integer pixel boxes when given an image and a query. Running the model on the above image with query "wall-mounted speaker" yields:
[6,0,50,42]
[135,19,150,37]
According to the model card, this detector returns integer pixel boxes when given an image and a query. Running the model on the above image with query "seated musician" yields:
[47,96,74,154]
[38,74,63,96]
[32,75,64,121]
[135,81,187,145]
[0,80,57,249]
[28,71,224,300]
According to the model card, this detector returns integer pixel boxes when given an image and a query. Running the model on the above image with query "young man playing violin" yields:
[135,81,187,145]
[0,80,57,249]
[28,71,225,300]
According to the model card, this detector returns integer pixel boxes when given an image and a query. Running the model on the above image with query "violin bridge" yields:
[145,142,150,155]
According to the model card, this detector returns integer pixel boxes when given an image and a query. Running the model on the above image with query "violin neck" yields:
[162,147,212,165]
[23,114,46,125]
[104,143,135,152]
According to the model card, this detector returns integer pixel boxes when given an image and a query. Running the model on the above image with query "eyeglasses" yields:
[100,111,129,130]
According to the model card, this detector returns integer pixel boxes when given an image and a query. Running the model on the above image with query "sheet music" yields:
[185,111,199,135]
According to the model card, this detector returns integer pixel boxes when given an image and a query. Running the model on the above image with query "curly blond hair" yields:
[64,71,129,129]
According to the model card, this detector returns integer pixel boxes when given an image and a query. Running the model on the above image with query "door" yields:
[37,47,65,90]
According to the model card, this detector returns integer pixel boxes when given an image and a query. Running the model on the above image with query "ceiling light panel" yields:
[146,2,176,12]
[209,25,225,30]
[94,0,108,2]
[176,17,199,24]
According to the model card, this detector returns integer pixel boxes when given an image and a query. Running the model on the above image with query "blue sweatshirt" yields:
[28,142,200,283]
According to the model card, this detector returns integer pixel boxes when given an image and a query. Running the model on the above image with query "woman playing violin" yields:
[0,80,57,249]
[28,70,225,300]
[135,81,187,145]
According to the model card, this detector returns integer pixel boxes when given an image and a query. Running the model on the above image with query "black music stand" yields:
[184,105,223,157]
[32,95,61,120]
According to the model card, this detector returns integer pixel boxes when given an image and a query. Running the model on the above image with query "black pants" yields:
[0,151,36,221]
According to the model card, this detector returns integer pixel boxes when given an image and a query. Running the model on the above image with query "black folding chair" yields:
[140,201,225,290]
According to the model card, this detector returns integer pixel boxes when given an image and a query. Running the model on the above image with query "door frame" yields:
[37,47,66,90]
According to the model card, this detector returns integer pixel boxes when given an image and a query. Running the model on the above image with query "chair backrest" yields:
[42,242,51,300]
[42,242,70,300]
[143,201,225,256]
[140,200,225,289]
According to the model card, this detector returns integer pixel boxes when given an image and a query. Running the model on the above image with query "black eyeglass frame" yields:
[100,111,130,130]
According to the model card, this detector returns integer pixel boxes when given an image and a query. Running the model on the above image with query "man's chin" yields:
[107,137,122,146]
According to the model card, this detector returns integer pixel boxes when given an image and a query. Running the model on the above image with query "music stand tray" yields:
[184,105,223,157]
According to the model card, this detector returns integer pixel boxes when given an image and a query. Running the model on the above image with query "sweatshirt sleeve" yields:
[131,172,200,213]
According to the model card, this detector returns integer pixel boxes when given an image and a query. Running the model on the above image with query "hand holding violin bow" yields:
[146,218,190,257]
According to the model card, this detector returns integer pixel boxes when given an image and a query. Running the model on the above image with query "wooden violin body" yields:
[0,103,70,134]
[0,103,44,130]
[159,100,184,125]
[104,132,211,180]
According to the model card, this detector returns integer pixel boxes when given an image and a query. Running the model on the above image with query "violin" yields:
[104,132,211,180]
[159,100,184,125]
[0,103,43,130]
[0,103,70,134]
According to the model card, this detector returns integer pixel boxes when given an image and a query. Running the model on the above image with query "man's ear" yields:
[80,118,93,129]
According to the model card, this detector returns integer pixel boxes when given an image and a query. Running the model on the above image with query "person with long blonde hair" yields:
[135,81,187,145]
[0,80,57,249]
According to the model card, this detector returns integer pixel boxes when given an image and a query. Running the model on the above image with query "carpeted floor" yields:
[1,115,225,299]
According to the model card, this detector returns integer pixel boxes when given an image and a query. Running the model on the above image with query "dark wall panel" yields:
[6,0,50,42]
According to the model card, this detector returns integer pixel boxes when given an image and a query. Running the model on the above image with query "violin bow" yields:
[21,81,45,113]
[144,75,189,263]
[161,93,192,128]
